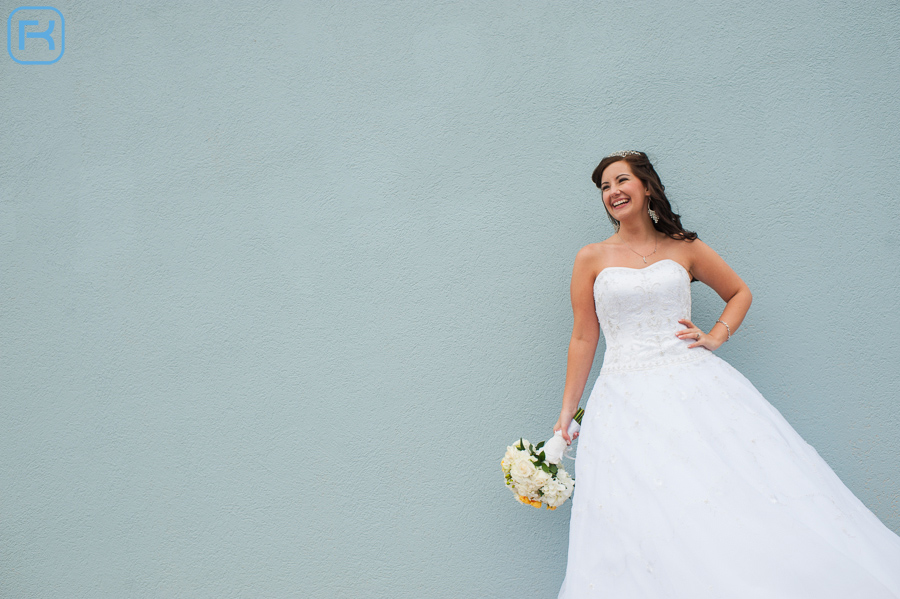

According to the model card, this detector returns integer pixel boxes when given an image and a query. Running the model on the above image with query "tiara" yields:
[605,150,642,158]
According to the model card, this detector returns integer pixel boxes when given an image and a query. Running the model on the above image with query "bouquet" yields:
[501,408,584,510]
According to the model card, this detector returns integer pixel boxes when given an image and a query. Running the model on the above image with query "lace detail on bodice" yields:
[594,259,710,373]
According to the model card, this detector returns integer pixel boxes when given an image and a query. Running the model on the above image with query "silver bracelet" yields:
[715,319,732,342]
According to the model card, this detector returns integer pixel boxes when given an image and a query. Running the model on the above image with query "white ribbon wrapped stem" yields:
[543,419,581,464]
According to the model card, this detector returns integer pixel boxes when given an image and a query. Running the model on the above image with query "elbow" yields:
[577,333,600,346]
[742,284,752,309]
[572,327,600,345]
[727,283,752,307]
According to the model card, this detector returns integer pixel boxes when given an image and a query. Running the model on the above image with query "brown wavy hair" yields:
[591,152,698,241]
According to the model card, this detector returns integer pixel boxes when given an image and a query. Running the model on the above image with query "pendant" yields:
[642,256,647,263]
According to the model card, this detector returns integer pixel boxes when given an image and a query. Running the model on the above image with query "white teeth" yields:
[612,199,629,207]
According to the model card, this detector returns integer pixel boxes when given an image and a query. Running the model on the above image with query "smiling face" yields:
[599,160,650,223]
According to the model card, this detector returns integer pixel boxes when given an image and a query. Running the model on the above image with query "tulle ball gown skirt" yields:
[557,260,900,598]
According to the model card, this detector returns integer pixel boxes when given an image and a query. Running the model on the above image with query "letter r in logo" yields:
[19,19,56,50]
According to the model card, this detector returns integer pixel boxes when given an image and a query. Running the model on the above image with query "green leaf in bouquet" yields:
[518,438,525,451]
[549,464,558,476]
[535,441,545,451]
[538,450,546,462]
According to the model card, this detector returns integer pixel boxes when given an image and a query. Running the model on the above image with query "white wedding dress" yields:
[557,259,900,598]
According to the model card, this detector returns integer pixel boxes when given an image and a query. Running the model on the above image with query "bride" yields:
[553,151,900,598]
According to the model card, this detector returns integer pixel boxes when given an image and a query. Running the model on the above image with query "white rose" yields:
[514,481,536,498]
[507,445,527,460]
[511,456,537,481]
[514,472,541,496]
[532,469,551,487]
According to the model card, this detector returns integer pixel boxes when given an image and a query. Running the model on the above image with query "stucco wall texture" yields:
[2,1,899,597]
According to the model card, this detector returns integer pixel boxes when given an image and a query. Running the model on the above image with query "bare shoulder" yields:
[673,237,746,294]
[570,242,610,313]
[574,240,617,273]
[678,237,722,269]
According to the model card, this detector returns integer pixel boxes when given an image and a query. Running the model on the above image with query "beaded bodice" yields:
[593,259,708,373]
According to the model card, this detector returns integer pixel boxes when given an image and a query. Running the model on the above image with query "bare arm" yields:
[676,240,753,350]
[554,245,601,442]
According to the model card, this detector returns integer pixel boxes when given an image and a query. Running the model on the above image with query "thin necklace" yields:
[618,233,658,264]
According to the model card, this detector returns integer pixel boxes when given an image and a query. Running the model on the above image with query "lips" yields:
[611,198,630,209]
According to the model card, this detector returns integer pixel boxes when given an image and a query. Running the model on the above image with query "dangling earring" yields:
[647,197,659,224]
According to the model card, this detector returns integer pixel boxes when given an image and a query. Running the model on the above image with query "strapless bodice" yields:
[593,259,709,373]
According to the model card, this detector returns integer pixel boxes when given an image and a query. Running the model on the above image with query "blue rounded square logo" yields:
[7,6,64,64]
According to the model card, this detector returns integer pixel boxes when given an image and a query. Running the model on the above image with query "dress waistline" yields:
[599,348,712,374]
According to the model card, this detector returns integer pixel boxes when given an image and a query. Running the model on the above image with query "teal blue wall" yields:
[2,1,898,597]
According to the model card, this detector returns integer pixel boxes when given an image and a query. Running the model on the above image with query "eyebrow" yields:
[600,173,630,186]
